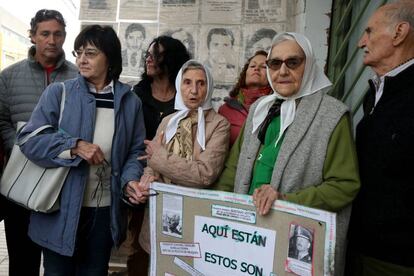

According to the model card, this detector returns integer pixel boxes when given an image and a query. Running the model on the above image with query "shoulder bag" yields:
[0,83,70,213]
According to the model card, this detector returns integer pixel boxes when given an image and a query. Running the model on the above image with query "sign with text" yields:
[149,182,336,276]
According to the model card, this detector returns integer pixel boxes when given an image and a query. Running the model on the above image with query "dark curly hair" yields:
[141,36,191,85]
[229,50,268,98]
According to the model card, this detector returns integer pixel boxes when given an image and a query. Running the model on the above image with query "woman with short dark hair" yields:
[18,25,146,275]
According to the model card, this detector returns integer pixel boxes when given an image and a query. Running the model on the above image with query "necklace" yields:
[152,87,175,102]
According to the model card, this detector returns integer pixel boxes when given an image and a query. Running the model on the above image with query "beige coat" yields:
[139,109,230,252]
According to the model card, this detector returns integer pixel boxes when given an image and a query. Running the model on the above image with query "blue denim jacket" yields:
[18,75,145,256]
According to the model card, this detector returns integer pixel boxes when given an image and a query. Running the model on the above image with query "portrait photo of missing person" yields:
[204,27,238,83]
[288,225,314,264]
[162,212,183,237]
[121,23,146,76]
[248,0,284,21]
[162,28,195,56]
[245,28,277,59]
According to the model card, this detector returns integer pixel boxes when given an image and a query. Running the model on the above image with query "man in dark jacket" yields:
[0,9,77,276]
[346,1,414,275]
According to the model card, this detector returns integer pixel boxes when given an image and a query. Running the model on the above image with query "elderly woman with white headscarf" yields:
[216,32,360,275]
[125,59,230,254]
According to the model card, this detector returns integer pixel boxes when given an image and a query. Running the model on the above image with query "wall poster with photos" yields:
[79,0,294,109]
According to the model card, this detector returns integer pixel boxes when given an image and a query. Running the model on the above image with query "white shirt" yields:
[372,59,414,106]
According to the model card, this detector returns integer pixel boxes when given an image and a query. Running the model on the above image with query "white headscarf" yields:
[252,32,332,145]
[164,60,214,151]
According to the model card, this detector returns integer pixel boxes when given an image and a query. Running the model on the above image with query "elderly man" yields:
[346,1,414,275]
[288,226,313,264]
[0,9,77,276]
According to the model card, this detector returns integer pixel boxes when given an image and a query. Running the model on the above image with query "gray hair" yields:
[182,61,206,74]
[385,0,414,30]
[271,33,295,46]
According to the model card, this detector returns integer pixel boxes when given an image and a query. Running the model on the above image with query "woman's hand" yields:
[252,184,286,216]
[124,174,155,205]
[139,131,163,160]
[71,140,105,165]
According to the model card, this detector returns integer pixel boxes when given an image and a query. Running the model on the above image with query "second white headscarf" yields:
[252,32,332,146]
[164,60,214,151]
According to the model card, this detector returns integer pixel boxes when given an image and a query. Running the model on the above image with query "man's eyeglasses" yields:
[72,49,101,59]
[266,57,305,70]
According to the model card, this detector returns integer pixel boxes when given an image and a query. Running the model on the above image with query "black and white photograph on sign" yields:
[201,0,242,24]
[286,224,314,276]
[162,212,183,237]
[161,27,196,56]
[119,0,158,20]
[201,26,240,84]
[244,0,288,23]
[162,194,184,238]
[79,0,117,21]
[211,84,233,111]
[120,23,147,77]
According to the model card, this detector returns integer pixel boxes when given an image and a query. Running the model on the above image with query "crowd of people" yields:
[0,0,413,275]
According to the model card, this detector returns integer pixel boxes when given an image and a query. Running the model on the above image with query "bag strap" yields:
[58,82,66,126]
[18,82,66,146]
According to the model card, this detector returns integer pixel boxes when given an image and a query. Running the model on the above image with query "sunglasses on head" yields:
[266,57,305,70]
[37,9,64,22]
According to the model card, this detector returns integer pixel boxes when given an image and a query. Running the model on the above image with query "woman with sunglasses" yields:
[216,32,360,275]
[218,50,271,146]
[17,25,146,275]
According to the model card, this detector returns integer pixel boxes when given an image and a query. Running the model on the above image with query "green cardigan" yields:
[215,115,359,212]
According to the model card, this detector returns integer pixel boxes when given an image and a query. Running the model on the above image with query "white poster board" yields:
[149,182,336,276]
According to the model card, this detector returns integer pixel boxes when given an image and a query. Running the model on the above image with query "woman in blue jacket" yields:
[18,25,146,275]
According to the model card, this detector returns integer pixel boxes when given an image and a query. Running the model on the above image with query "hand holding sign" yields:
[252,184,286,216]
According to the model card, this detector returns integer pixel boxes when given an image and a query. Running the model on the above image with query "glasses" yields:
[266,57,304,70]
[72,49,101,59]
[144,51,164,61]
[91,159,110,206]
[121,188,159,209]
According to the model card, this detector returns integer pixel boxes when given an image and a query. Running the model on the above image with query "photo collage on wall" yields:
[79,0,295,110]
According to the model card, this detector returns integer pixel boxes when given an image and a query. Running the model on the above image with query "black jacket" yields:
[349,63,414,267]
[133,79,175,140]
